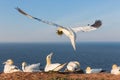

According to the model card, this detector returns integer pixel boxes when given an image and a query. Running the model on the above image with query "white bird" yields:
[22,62,41,72]
[16,8,102,51]
[44,52,66,72]
[85,66,103,74]
[111,64,120,75]
[65,61,80,72]
[3,59,21,73]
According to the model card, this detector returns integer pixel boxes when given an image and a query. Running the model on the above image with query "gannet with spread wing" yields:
[16,8,102,51]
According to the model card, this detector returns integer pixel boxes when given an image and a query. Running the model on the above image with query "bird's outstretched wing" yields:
[71,20,102,33]
[69,35,76,50]
[60,27,76,50]
[16,7,62,27]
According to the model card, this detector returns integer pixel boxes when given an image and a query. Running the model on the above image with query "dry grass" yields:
[0,72,120,80]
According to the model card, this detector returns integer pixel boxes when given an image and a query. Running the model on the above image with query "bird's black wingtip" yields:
[15,7,21,11]
[91,20,102,28]
[15,7,28,16]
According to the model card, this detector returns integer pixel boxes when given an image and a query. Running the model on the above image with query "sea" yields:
[0,42,120,72]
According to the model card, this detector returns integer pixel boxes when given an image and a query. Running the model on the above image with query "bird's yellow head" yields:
[56,27,63,36]
[86,66,91,71]
[3,59,14,65]
[86,66,92,74]
[22,62,27,67]
[112,64,118,69]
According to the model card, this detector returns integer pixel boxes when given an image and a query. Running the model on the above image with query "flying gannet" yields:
[44,52,66,72]
[22,62,41,72]
[111,64,120,75]
[65,61,80,72]
[85,66,103,74]
[16,7,102,51]
[3,59,22,73]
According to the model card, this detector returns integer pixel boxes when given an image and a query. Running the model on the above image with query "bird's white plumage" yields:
[45,63,62,72]
[22,62,41,72]
[59,27,76,50]
[111,64,120,75]
[16,8,102,51]
[72,26,97,33]
[65,61,80,72]
[44,52,66,72]
[85,66,102,74]
[3,59,21,73]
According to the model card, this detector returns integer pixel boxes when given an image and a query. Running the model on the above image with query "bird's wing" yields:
[46,63,66,71]
[71,20,102,33]
[16,7,63,27]
[45,63,61,71]
[118,66,120,69]
[53,63,66,71]
[69,35,76,50]
[10,65,21,72]
[27,63,40,70]
[11,65,19,70]
[91,69,102,73]
[61,28,76,50]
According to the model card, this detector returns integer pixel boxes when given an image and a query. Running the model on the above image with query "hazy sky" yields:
[0,0,120,42]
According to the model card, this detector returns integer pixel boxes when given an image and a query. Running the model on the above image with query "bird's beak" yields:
[3,61,6,64]
[49,52,53,57]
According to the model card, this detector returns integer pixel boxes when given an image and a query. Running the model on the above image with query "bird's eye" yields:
[48,56,51,58]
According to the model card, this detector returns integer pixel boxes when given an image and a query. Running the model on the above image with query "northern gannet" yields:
[111,64,120,75]
[85,66,103,74]
[65,61,80,72]
[3,59,21,73]
[44,52,66,72]
[22,62,41,72]
[16,8,102,51]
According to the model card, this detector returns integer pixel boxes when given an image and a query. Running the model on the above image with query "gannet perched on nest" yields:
[111,64,120,75]
[85,66,104,74]
[65,61,80,72]
[3,59,21,73]
[16,7,102,51]
[44,52,66,72]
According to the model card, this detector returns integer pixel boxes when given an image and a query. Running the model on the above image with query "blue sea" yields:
[0,42,120,72]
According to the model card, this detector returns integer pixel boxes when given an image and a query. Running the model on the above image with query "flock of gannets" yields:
[2,52,120,75]
[3,7,118,75]
[16,7,102,51]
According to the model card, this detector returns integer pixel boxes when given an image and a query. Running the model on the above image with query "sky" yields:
[0,0,120,43]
